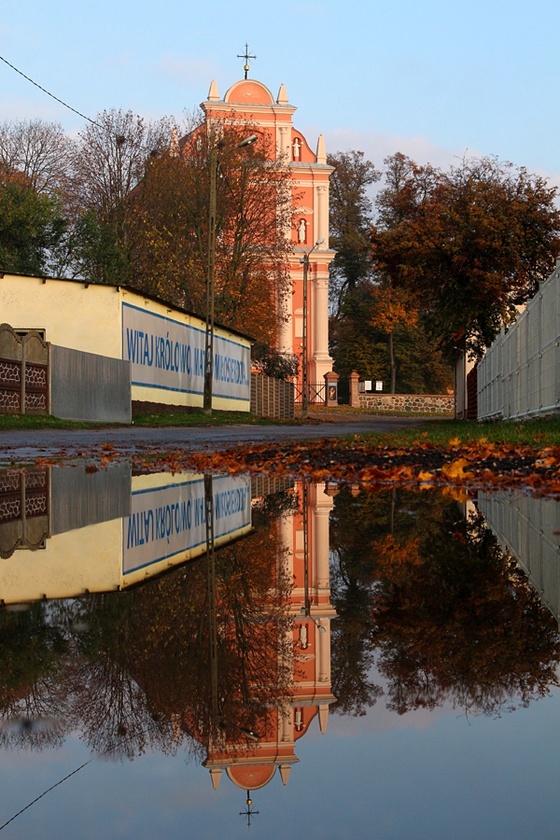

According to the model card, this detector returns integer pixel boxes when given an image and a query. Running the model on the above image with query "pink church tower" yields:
[201,74,335,395]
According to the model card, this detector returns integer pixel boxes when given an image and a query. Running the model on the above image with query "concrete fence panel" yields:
[478,264,560,421]
[251,373,295,420]
[0,324,49,414]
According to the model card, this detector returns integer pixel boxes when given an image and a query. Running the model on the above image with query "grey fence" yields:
[251,373,295,420]
[51,462,131,534]
[478,262,560,421]
[51,345,131,423]
[478,491,560,625]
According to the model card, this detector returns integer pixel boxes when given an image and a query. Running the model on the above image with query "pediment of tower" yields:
[226,763,278,790]
[224,79,276,106]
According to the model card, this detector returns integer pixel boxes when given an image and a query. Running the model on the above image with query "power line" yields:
[0,717,167,831]
[0,53,100,127]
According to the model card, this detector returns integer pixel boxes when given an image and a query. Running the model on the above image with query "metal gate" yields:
[294,382,326,404]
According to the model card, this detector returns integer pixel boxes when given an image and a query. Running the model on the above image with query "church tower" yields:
[200,75,335,393]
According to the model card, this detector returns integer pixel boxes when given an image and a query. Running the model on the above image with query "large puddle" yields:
[0,465,558,839]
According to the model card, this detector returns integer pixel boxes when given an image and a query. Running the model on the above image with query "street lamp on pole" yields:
[203,133,258,415]
[300,238,325,419]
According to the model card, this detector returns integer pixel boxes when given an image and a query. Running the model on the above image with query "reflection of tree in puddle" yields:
[0,490,295,762]
[330,486,560,718]
[0,604,68,751]
[102,493,295,760]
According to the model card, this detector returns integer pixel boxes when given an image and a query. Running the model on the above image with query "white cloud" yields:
[323,127,480,172]
[320,128,560,207]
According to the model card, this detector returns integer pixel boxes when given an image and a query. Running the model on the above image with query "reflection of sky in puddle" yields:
[0,467,559,839]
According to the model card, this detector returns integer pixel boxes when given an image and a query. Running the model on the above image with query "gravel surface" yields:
[0,415,427,465]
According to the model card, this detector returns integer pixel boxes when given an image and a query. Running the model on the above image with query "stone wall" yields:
[357,393,454,414]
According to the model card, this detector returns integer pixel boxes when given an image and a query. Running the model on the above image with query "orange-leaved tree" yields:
[372,153,560,360]
[128,118,293,346]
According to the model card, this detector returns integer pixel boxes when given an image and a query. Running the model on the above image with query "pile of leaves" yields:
[114,435,560,495]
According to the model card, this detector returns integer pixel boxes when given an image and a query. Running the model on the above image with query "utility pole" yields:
[203,134,257,415]
[300,238,324,419]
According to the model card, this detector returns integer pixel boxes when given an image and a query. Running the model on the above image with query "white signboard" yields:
[122,303,250,402]
[123,474,251,574]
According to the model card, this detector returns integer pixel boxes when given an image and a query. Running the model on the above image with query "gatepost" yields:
[324,371,339,406]
[349,371,360,408]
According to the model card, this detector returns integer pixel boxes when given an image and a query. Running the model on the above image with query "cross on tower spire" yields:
[239,791,259,827]
[237,43,256,79]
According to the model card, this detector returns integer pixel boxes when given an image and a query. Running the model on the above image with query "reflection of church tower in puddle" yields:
[204,480,337,795]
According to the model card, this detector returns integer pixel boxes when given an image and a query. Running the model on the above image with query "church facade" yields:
[199,75,335,394]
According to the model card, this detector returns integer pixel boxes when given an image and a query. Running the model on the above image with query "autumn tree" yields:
[0,118,73,197]
[329,279,452,395]
[69,109,175,284]
[369,283,418,394]
[372,153,560,359]
[329,486,560,719]
[127,120,292,345]
[372,506,560,716]
[327,149,451,394]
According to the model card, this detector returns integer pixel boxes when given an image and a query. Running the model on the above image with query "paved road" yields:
[0,416,427,463]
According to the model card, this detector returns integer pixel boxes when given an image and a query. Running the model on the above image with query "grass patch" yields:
[0,413,101,431]
[356,417,560,449]
[0,410,287,430]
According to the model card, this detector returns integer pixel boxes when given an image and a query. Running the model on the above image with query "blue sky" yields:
[2,689,560,839]
[1,0,559,187]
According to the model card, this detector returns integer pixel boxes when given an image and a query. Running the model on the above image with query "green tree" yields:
[0,167,66,276]
[329,282,384,390]
[327,150,379,309]
[330,279,452,394]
